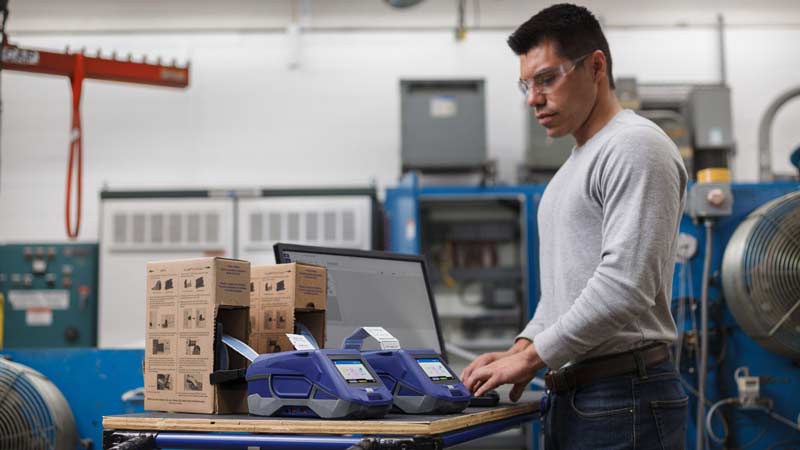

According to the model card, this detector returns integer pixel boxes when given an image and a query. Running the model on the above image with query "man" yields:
[461,4,688,449]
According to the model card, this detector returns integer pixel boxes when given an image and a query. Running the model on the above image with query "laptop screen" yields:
[274,243,445,358]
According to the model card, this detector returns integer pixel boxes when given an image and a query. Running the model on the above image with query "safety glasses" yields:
[518,53,591,96]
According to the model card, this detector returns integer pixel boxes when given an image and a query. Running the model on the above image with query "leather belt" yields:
[544,343,671,393]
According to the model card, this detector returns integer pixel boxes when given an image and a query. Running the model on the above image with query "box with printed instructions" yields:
[144,257,250,414]
[249,263,326,353]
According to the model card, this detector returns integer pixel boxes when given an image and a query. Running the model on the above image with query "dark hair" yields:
[508,3,615,89]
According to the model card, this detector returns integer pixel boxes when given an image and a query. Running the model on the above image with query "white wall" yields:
[2,0,800,242]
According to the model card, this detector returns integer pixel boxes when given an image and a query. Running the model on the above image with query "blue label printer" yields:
[344,328,471,414]
[246,349,393,419]
[215,331,393,419]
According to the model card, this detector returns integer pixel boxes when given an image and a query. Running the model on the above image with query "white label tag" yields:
[9,290,69,310]
[430,96,457,118]
[2,48,41,65]
[363,327,401,350]
[286,334,316,351]
[26,308,53,326]
[709,127,724,146]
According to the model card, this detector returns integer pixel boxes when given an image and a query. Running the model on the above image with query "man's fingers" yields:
[461,360,486,391]
[464,366,489,393]
[460,358,482,382]
[461,354,492,381]
[474,376,499,398]
[460,364,473,381]
[465,372,482,393]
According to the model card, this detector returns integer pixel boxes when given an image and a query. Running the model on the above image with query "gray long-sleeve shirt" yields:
[517,109,688,369]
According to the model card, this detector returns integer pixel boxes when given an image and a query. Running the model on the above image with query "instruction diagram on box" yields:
[184,373,203,392]
[180,275,207,290]
[151,338,172,356]
[156,373,173,391]
[150,277,176,292]
[185,338,202,356]
[182,308,207,329]
[262,309,290,330]
[148,309,176,330]
[267,336,283,353]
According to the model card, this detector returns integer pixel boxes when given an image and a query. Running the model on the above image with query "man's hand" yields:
[460,338,531,383]
[462,343,545,402]
[459,351,507,383]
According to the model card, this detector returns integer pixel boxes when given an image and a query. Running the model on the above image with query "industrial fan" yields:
[722,191,800,360]
[0,358,77,450]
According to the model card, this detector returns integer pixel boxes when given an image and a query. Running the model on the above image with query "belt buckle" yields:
[548,369,570,393]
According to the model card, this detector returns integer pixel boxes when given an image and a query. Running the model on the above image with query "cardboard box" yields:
[144,257,250,414]
[249,263,326,352]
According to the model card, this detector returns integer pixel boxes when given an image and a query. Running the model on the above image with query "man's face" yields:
[519,41,597,139]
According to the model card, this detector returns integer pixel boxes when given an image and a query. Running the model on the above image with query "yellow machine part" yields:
[697,167,731,184]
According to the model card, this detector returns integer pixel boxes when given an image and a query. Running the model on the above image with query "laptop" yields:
[273,243,448,361]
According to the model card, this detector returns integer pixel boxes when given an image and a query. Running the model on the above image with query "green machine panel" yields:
[0,243,98,348]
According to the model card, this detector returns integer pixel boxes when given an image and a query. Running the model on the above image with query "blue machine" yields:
[386,174,800,450]
[676,183,800,449]
[363,349,470,414]
[246,349,394,419]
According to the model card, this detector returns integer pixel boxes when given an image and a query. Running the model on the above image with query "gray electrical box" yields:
[400,79,487,171]
[689,86,734,149]
[687,183,733,218]
[525,112,573,171]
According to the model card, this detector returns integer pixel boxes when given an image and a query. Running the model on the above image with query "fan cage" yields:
[0,359,77,450]
[722,191,800,359]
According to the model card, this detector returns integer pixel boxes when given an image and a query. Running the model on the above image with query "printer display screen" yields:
[334,360,376,384]
[416,358,455,381]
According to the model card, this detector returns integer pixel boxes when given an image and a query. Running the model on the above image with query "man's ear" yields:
[591,50,606,83]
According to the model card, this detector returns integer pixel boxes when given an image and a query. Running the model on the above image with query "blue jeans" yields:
[541,360,688,450]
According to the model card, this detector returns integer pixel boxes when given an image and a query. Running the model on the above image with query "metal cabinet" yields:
[98,192,236,348]
[98,188,379,349]
[237,191,377,266]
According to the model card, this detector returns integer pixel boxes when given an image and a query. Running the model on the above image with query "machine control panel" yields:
[0,243,98,348]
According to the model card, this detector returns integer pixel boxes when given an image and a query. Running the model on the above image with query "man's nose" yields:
[527,89,545,108]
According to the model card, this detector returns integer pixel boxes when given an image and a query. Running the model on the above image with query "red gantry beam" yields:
[1,43,189,87]
[1,41,190,239]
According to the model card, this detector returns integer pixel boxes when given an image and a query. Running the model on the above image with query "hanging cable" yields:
[705,396,800,449]
[765,440,800,450]
[0,2,8,195]
[705,398,741,445]
[761,405,800,432]
[697,219,714,450]
[65,53,85,239]
[674,261,689,370]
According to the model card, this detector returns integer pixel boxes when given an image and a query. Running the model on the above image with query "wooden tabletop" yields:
[103,392,543,436]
